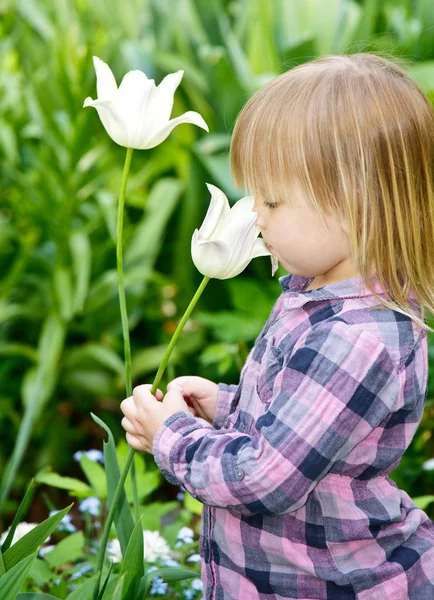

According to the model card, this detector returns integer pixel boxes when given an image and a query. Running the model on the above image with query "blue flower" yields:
[150,576,168,595]
[160,558,181,567]
[79,496,102,516]
[69,562,93,581]
[176,526,194,544]
[191,579,203,591]
[73,449,104,464]
[48,511,77,533]
[186,553,201,563]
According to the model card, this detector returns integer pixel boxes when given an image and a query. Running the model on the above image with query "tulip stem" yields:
[116,146,140,522]
[92,275,210,599]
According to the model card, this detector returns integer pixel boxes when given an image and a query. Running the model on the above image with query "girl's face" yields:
[252,191,360,286]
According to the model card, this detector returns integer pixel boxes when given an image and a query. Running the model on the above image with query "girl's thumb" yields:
[167,380,184,393]
[163,387,190,413]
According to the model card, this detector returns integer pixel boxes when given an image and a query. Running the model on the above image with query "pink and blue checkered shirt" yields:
[153,273,434,599]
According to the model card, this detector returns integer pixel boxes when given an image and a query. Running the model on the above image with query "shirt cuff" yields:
[213,383,238,429]
[152,411,213,486]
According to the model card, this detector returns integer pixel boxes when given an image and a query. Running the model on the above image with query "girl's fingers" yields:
[126,432,147,452]
[167,377,189,394]
[133,384,163,403]
[143,384,164,401]
[120,396,136,419]
[121,416,139,435]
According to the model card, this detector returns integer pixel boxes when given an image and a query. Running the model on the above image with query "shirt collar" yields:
[278,273,417,311]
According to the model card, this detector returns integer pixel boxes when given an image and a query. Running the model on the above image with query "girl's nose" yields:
[254,212,266,228]
[252,199,265,227]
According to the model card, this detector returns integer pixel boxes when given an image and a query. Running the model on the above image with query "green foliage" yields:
[1,0,434,595]
[90,414,134,558]
[119,518,144,599]
[0,554,38,600]
[3,504,73,571]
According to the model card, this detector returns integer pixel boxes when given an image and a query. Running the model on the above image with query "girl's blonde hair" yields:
[230,52,434,332]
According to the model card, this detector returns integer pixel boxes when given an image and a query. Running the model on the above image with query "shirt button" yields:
[236,468,245,480]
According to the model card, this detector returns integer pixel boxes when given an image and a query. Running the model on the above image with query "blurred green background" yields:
[1,0,434,527]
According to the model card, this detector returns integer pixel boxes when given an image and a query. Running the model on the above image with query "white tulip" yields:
[191,184,278,279]
[83,56,208,149]
[0,521,50,546]
[106,530,172,564]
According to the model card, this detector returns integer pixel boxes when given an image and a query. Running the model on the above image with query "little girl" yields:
[121,53,434,599]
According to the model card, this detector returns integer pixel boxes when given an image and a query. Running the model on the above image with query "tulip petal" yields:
[93,56,118,100]
[117,70,156,148]
[198,184,231,240]
[221,215,259,277]
[191,229,230,278]
[140,111,209,150]
[218,258,252,279]
[270,253,279,276]
[250,237,273,260]
[213,196,254,237]
[145,70,184,132]
[249,239,279,276]
[223,237,272,279]
[83,99,128,147]
[214,197,257,252]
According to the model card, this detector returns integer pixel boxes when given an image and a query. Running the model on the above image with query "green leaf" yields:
[196,310,264,342]
[22,315,66,416]
[110,573,127,600]
[120,517,144,600]
[64,343,124,377]
[129,344,181,382]
[17,594,60,599]
[184,492,203,516]
[125,178,184,269]
[66,574,101,600]
[0,316,66,514]
[44,531,85,568]
[1,478,38,553]
[226,277,275,318]
[413,495,434,510]
[70,230,92,314]
[28,557,55,587]
[16,0,55,40]
[139,501,178,531]
[139,567,197,597]
[97,561,114,600]
[406,61,434,93]
[115,439,161,503]
[0,118,19,165]
[79,455,107,498]
[53,266,74,322]
[90,414,134,557]
[3,504,73,571]
[34,471,93,495]
[246,0,280,74]
[0,553,37,600]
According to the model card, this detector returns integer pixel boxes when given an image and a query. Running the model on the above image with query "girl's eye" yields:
[263,201,279,208]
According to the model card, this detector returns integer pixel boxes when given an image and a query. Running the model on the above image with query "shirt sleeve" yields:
[152,321,400,516]
[213,383,238,429]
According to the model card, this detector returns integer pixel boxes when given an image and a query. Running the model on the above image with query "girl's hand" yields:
[166,376,219,425]
[120,384,191,454]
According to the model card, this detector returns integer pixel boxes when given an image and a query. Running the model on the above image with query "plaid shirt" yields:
[153,274,434,599]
